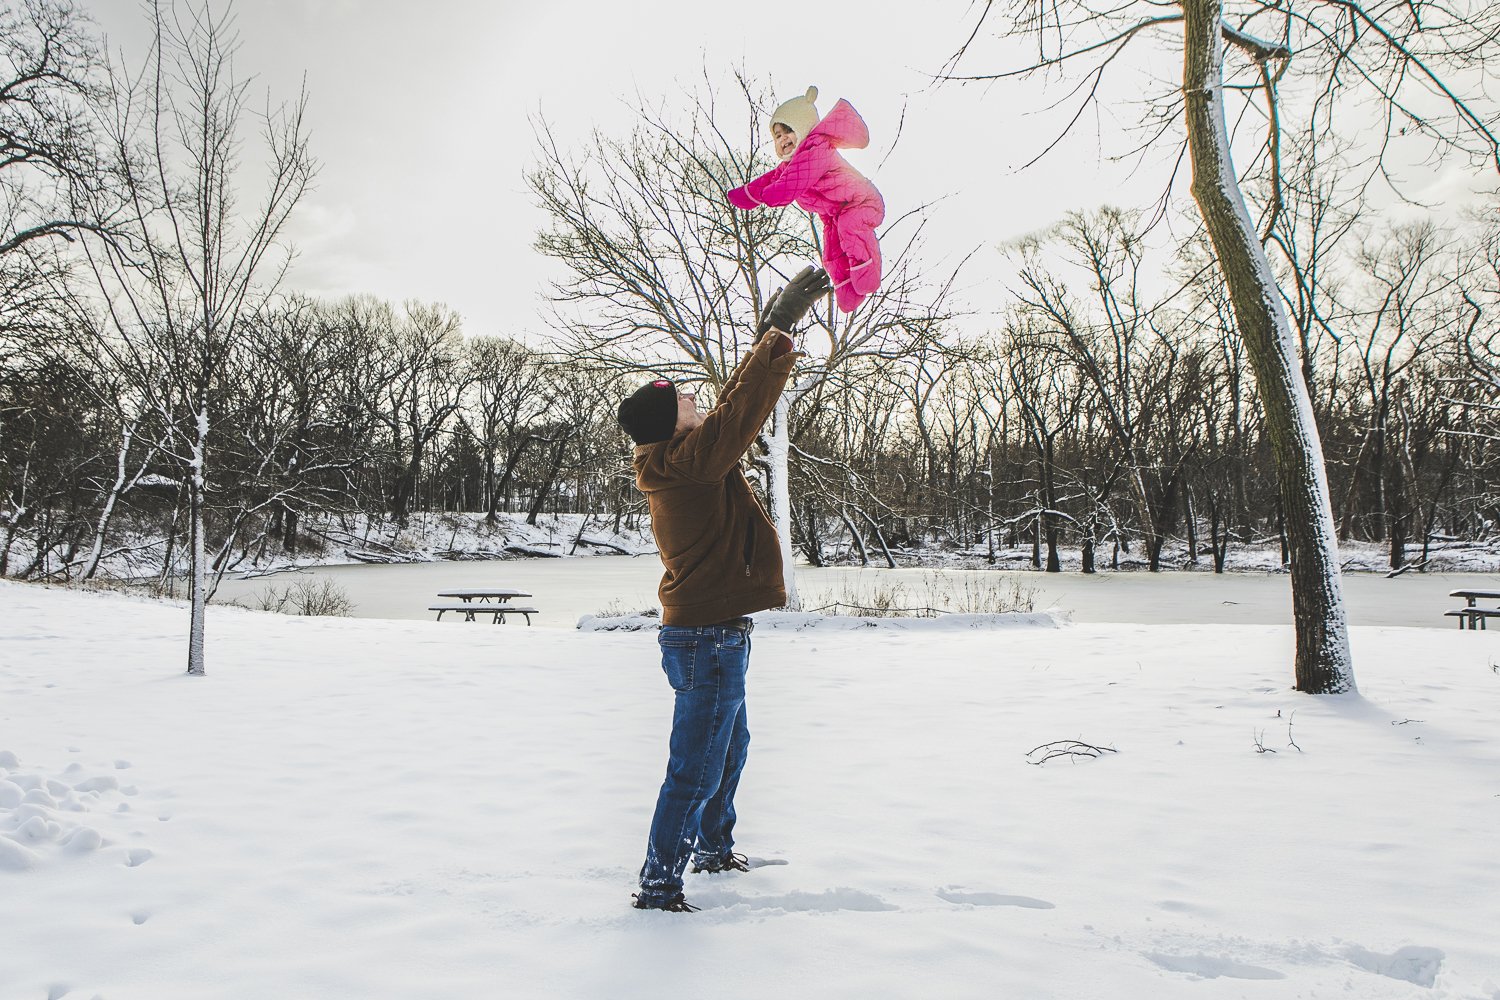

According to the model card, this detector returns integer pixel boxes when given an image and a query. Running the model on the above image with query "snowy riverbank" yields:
[2,580,1498,999]
[29,510,1500,583]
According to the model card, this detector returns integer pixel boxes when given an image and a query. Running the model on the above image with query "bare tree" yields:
[76,0,314,676]
[531,70,960,607]
[1011,209,1194,571]
[371,301,471,526]
[1337,223,1460,563]
[0,0,121,258]
[462,335,556,522]
[945,0,1500,690]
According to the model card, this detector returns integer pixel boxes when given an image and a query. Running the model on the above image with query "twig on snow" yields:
[1026,740,1118,765]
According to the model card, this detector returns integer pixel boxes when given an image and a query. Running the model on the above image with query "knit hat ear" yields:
[769,86,820,150]
[617,379,679,445]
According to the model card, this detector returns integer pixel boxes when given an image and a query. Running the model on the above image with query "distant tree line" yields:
[3,1,1500,597]
[6,205,1499,584]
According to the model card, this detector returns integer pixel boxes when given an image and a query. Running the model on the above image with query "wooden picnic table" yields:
[436,589,531,603]
[430,588,537,625]
[1445,589,1500,630]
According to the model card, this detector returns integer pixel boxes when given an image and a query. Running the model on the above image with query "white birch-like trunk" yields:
[186,406,208,677]
[82,423,135,580]
[82,421,158,580]
[767,395,800,610]
[1182,0,1355,694]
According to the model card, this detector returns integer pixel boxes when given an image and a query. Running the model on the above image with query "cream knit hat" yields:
[769,86,820,147]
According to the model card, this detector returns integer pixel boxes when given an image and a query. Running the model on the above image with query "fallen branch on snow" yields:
[1025,740,1118,765]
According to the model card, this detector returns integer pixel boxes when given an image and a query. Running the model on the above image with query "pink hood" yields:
[795,98,869,157]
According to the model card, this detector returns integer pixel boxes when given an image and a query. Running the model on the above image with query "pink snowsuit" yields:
[727,99,885,313]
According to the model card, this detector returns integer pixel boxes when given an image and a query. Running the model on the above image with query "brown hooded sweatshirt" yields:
[632,332,798,626]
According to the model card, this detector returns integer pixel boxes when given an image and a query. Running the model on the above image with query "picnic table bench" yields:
[1446,589,1500,630]
[430,589,536,625]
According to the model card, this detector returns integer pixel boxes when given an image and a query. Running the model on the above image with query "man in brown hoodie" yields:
[618,266,830,913]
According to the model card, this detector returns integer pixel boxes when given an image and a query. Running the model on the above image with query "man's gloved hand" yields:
[757,266,831,336]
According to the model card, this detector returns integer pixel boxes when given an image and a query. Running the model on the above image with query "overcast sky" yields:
[84,1,1495,342]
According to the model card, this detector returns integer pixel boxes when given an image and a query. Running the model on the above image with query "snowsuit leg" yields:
[820,214,851,301]
[837,203,884,300]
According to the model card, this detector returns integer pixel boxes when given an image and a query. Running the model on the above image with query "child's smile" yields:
[772,123,798,159]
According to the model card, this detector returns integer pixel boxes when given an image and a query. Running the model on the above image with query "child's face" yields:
[772,123,798,159]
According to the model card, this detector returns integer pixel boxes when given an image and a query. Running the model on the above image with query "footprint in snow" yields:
[0,835,39,871]
[693,887,895,913]
[1341,944,1444,988]
[1145,952,1286,980]
[937,888,1055,909]
[686,855,788,873]
[61,827,103,853]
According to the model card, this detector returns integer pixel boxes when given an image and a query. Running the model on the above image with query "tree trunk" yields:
[856,507,898,569]
[767,397,800,609]
[284,507,300,554]
[1386,447,1408,571]
[799,499,825,567]
[1042,438,1061,572]
[1209,495,1229,573]
[838,508,870,566]
[526,438,569,526]
[83,423,142,580]
[484,450,499,523]
[1185,485,1199,565]
[494,437,536,516]
[1181,0,1354,694]
[186,407,208,677]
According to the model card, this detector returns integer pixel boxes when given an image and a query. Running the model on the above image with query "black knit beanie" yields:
[617,379,678,445]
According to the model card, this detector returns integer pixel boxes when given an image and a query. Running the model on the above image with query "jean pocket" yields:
[659,633,697,691]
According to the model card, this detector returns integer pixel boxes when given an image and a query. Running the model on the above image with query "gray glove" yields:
[757,266,831,335]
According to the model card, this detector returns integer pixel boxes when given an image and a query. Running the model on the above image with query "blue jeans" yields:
[637,619,752,903]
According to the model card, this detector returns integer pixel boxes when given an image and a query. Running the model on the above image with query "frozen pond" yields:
[209,558,1500,631]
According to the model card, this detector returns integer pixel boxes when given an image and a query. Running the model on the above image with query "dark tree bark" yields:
[1182,0,1354,693]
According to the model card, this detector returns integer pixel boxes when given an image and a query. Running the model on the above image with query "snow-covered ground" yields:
[3,580,1498,998]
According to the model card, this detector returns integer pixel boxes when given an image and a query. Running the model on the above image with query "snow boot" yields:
[631,892,699,913]
[691,852,751,874]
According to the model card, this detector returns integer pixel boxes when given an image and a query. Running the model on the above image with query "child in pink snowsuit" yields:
[727,87,885,313]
